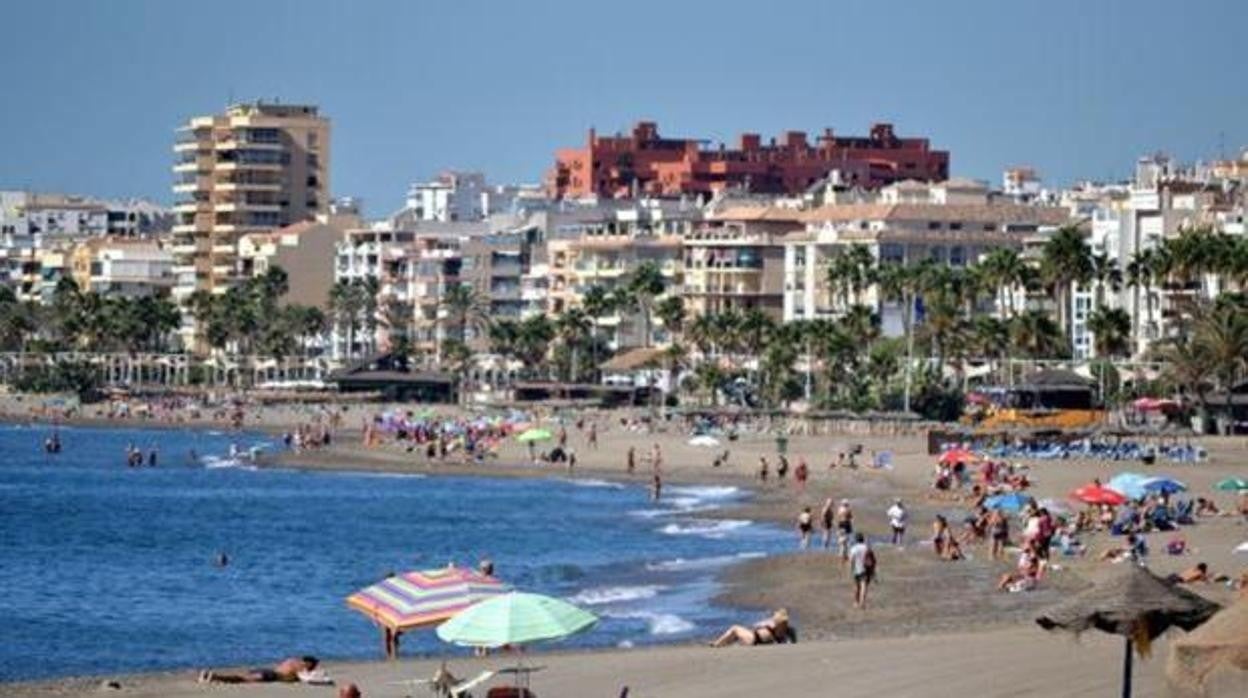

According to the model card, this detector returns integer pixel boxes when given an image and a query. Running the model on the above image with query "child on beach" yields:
[848,533,875,608]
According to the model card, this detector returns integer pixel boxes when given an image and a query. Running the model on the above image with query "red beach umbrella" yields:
[939,448,978,466]
[1071,483,1128,506]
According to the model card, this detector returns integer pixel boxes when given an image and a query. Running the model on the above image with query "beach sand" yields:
[5,627,1246,698]
[4,397,1246,696]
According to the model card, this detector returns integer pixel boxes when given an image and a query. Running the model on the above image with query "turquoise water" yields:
[0,424,787,681]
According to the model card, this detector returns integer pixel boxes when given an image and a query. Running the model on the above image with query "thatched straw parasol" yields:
[1167,597,1248,693]
[1036,564,1220,698]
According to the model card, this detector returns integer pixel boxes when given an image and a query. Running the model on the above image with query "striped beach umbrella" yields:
[347,567,509,633]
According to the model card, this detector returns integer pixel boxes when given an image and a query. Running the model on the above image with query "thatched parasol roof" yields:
[1166,597,1248,691]
[1036,564,1220,644]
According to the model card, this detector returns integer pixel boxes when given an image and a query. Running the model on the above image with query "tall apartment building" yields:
[546,121,949,200]
[171,101,329,347]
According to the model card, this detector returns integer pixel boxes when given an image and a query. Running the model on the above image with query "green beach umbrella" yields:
[1214,478,1248,491]
[515,428,553,443]
[436,592,597,648]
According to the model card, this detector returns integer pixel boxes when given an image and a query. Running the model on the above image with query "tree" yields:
[875,260,930,413]
[826,244,875,310]
[618,261,666,348]
[1039,224,1093,338]
[654,296,686,344]
[555,307,593,382]
[980,248,1029,320]
[1090,251,1122,309]
[1086,307,1132,359]
[582,284,615,370]
[1010,309,1066,360]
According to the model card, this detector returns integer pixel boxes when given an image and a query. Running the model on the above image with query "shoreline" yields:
[5,410,1246,696]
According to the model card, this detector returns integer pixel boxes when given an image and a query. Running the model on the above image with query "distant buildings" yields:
[783,179,1073,333]
[171,101,330,348]
[402,171,543,224]
[546,121,949,200]
[237,221,341,308]
[68,238,174,298]
[0,190,172,303]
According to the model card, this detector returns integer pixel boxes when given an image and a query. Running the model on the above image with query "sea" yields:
[0,423,789,682]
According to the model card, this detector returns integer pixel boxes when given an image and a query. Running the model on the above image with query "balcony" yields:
[216,180,282,192]
[215,201,282,213]
[173,156,213,173]
[212,244,235,255]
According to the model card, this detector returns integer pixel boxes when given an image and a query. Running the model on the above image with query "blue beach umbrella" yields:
[1141,477,1186,496]
[1107,473,1152,501]
[985,492,1032,513]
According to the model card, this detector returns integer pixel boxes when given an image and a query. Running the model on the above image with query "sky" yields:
[1,0,1246,214]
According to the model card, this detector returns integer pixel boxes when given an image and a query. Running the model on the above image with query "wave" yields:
[344,471,427,480]
[568,584,666,606]
[658,519,751,539]
[645,551,766,572]
[200,456,257,471]
[664,485,740,500]
[603,610,696,636]
[556,478,625,489]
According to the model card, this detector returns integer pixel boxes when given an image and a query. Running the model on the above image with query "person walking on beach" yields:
[651,471,662,501]
[626,446,636,475]
[848,533,875,609]
[988,508,1009,561]
[835,499,854,561]
[797,507,814,549]
[887,498,908,546]
[794,458,808,494]
[588,421,598,450]
[651,443,663,474]
[777,455,789,481]
[820,498,836,549]
[758,456,769,483]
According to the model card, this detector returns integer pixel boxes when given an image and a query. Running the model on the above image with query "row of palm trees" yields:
[0,279,181,353]
[188,267,328,359]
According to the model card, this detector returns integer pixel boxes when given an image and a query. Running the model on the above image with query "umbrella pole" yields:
[1121,637,1133,698]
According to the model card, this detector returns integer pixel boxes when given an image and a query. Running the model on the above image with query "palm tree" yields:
[328,280,365,361]
[1039,224,1093,339]
[1010,309,1065,361]
[970,316,1009,382]
[738,308,775,358]
[1090,252,1122,310]
[840,304,881,349]
[515,314,555,376]
[654,296,686,345]
[556,307,593,383]
[1195,300,1248,400]
[1086,307,1132,359]
[979,248,1028,320]
[582,284,615,371]
[826,244,875,310]
[875,261,929,413]
[619,261,666,348]
[438,283,488,360]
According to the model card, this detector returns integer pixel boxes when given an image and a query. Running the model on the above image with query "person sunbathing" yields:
[1166,563,1210,585]
[1194,497,1220,516]
[199,656,321,684]
[710,609,796,647]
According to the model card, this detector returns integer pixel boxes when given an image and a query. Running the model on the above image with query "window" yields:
[928,221,942,230]
[307,132,318,150]
[983,223,996,232]
[950,222,962,231]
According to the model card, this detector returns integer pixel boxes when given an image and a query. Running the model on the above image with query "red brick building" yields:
[545,121,949,199]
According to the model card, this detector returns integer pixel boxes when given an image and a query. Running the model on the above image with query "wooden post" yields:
[1122,637,1133,698]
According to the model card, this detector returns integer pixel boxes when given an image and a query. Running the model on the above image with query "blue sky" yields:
[1,0,1245,214]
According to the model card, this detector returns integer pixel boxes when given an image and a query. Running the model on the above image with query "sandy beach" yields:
[4,395,1247,696]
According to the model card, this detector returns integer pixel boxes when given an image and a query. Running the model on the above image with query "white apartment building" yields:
[783,179,1072,335]
[401,172,545,224]
[69,238,174,298]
